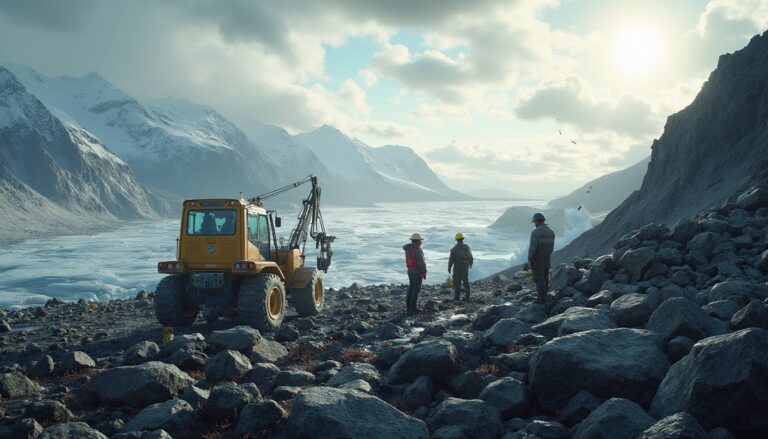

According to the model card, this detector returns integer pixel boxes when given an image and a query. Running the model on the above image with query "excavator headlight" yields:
[235,263,241,269]
[248,262,256,270]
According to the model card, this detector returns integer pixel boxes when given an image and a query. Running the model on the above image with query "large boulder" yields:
[484,318,532,347]
[25,400,74,423]
[610,293,656,327]
[58,351,96,373]
[38,422,108,439]
[285,386,428,439]
[123,341,161,365]
[730,299,768,330]
[425,397,502,439]
[123,399,193,433]
[532,307,615,338]
[572,398,655,439]
[619,247,657,282]
[402,376,436,411]
[86,361,194,407]
[574,268,607,295]
[387,340,459,385]
[204,382,258,421]
[529,328,669,412]
[249,338,288,363]
[208,326,260,353]
[708,280,768,306]
[205,350,252,383]
[326,362,381,388]
[686,232,721,258]
[235,400,287,438]
[0,372,41,399]
[650,328,768,434]
[646,298,712,341]
[736,186,768,211]
[559,391,603,425]
[638,413,708,439]
[478,377,529,419]
[471,304,521,331]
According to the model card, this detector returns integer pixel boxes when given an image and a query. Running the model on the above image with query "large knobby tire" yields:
[239,274,286,332]
[293,269,324,317]
[155,275,199,327]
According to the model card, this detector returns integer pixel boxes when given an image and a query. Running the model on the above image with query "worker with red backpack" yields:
[403,233,427,313]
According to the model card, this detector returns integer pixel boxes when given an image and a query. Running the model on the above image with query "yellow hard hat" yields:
[455,232,464,240]
[410,233,423,241]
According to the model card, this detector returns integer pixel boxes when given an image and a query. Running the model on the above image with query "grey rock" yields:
[479,377,529,419]
[532,307,615,339]
[249,338,288,363]
[736,187,768,211]
[235,399,287,437]
[387,340,459,385]
[124,399,193,433]
[286,386,428,439]
[757,249,768,273]
[0,372,41,399]
[159,333,205,355]
[687,232,722,258]
[208,325,260,353]
[273,370,315,388]
[181,385,209,409]
[650,328,768,434]
[205,349,252,383]
[574,268,607,295]
[619,247,657,282]
[610,293,655,327]
[585,290,618,307]
[38,422,107,439]
[271,385,302,401]
[403,376,435,411]
[24,399,73,423]
[494,351,532,373]
[525,420,568,439]
[729,299,768,330]
[708,280,767,307]
[702,300,740,320]
[708,427,736,439]
[85,361,194,407]
[638,412,708,439]
[26,355,54,378]
[275,324,300,341]
[204,382,258,421]
[572,398,655,439]
[549,266,583,292]
[11,418,43,439]
[244,362,279,390]
[165,348,207,371]
[377,322,403,340]
[671,219,701,244]
[426,397,502,439]
[338,379,372,393]
[668,336,695,362]
[646,298,712,341]
[123,341,161,366]
[0,320,10,332]
[326,362,381,388]
[529,328,668,412]
[559,391,602,425]
[58,351,96,373]
[450,371,488,399]
[484,318,532,347]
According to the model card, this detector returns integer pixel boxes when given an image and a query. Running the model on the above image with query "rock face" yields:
[529,328,669,412]
[285,386,428,439]
[85,361,194,407]
[572,398,656,439]
[425,397,502,439]
[387,340,459,385]
[650,328,768,434]
[551,31,768,263]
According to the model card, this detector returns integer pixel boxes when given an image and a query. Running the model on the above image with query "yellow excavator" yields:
[154,175,335,331]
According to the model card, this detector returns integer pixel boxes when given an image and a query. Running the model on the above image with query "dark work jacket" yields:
[528,224,555,262]
[449,243,473,271]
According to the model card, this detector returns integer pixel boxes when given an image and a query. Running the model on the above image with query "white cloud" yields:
[358,68,378,87]
[337,79,371,115]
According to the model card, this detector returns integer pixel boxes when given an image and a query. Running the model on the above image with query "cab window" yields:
[247,213,259,243]
[187,209,236,235]
[258,215,270,257]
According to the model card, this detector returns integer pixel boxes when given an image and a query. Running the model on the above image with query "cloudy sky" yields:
[1,0,767,196]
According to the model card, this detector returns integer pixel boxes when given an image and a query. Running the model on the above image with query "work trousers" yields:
[407,272,422,311]
[453,265,470,299]
[532,258,551,302]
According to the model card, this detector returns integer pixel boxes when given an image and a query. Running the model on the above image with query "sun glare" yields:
[611,24,665,78]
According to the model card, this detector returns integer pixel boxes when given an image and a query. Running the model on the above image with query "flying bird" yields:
[558,130,562,136]
[571,140,577,145]
[577,205,582,211]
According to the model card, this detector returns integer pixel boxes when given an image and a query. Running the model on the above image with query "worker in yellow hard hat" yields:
[448,232,473,301]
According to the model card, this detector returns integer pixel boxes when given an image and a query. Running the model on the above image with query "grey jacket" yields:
[528,224,555,261]
[449,243,474,271]
[403,243,427,274]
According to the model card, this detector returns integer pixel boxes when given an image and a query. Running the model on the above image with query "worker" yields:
[526,212,555,303]
[403,233,427,313]
[448,232,473,301]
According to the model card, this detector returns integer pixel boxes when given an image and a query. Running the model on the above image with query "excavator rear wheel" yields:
[239,274,286,331]
[155,275,199,327]
[293,269,324,316]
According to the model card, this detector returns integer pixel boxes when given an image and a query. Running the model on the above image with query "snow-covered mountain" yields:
[0,66,160,242]
[5,65,278,200]
[295,125,466,202]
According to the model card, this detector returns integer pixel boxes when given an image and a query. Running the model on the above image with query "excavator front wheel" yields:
[239,274,286,331]
[293,269,324,316]
[155,275,199,327]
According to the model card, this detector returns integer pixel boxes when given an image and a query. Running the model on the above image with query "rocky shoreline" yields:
[2,186,768,439]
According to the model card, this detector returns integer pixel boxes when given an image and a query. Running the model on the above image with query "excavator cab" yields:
[154,176,335,331]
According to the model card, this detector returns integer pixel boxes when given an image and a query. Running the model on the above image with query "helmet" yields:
[532,212,546,222]
[410,233,423,241]
[455,232,464,240]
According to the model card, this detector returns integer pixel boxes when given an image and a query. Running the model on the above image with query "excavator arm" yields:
[251,175,336,272]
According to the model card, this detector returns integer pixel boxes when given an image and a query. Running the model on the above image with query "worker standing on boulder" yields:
[448,232,473,301]
[526,213,555,303]
[403,233,427,313]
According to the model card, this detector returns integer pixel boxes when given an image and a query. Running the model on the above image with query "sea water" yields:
[0,200,559,308]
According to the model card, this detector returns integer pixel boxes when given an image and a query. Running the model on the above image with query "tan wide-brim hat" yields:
[410,233,423,241]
